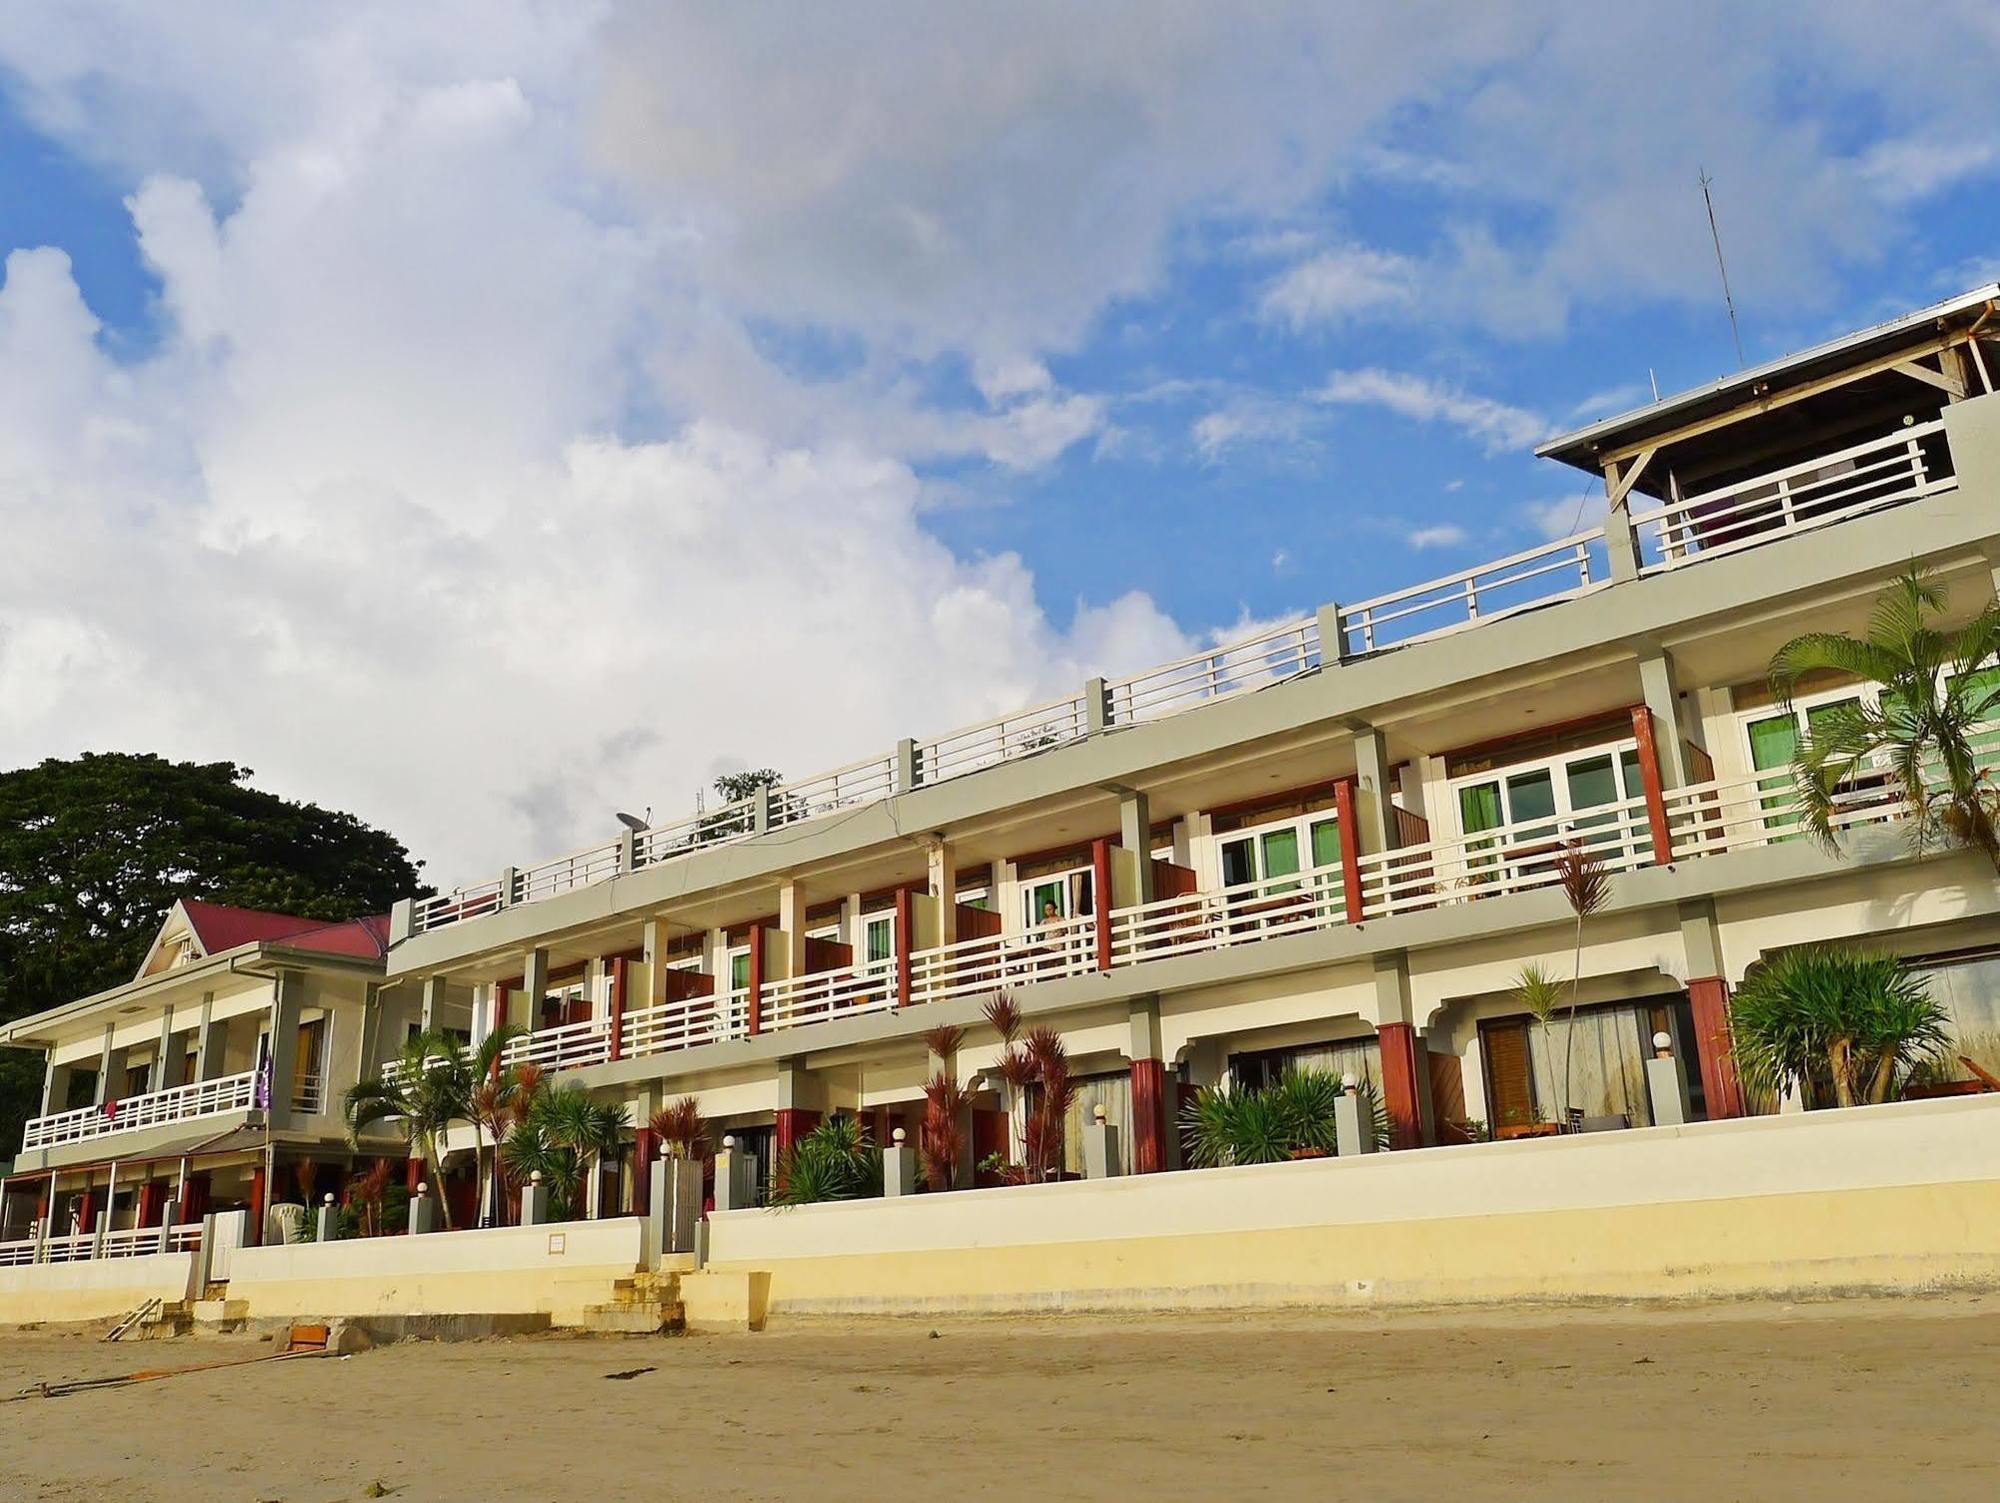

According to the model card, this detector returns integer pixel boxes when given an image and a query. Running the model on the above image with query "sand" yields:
[2,1296,1997,1501]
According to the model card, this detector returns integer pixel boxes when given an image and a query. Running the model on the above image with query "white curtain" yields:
[1063,1071,1133,1175]
[1917,955,2000,1080]
[1528,1005,1651,1125]
[1283,1037,1384,1098]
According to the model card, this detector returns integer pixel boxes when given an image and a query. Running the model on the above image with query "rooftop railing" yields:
[407,422,1959,937]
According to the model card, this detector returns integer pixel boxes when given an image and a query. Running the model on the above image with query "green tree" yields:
[500,1085,629,1220]
[0,752,427,1156]
[1769,567,2000,868]
[344,1029,479,1229]
[1730,946,1949,1108]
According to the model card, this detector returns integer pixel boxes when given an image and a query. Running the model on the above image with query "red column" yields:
[1128,1057,1168,1174]
[184,1173,211,1223]
[1687,977,1745,1119]
[894,887,914,1007]
[76,1186,97,1234]
[1092,838,1113,971]
[247,1166,266,1245]
[493,980,511,1032]
[1631,705,1674,866]
[136,1180,163,1228]
[1377,1023,1426,1150]
[632,1127,657,1216]
[775,1109,820,1160]
[747,924,765,1035]
[608,957,627,1063]
[1334,778,1365,923]
[405,1156,424,1194]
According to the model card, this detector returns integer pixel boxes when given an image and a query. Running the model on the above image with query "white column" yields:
[927,839,955,948]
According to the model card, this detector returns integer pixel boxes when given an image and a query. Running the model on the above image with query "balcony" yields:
[20,1069,259,1152]
[405,420,1962,939]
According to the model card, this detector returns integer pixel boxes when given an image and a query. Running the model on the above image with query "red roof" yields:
[178,899,390,962]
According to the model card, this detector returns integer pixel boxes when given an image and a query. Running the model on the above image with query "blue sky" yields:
[2,3,1997,880]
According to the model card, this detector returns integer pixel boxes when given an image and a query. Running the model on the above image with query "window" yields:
[728,948,752,993]
[1216,812,1344,927]
[1743,691,1866,835]
[1021,867,1094,931]
[862,913,896,967]
[956,887,991,911]
[1451,742,1645,874]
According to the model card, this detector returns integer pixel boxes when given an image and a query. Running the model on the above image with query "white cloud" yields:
[1568,382,1652,421]
[1858,137,1999,205]
[1259,244,1416,328]
[1189,398,1312,462]
[1312,368,1551,454]
[1405,524,1469,550]
[1522,494,1602,541]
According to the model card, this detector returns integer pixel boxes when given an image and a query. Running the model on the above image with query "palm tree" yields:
[1770,567,2000,869]
[1730,946,1949,1108]
[501,1085,630,1220]
[463,1024,528,1226]
[345,1029,464,1227]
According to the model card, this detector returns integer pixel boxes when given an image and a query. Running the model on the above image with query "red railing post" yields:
[1092,837,1113,971]
[894,887,914,1008]
[1334,778,1365,923]
[1632,705,1674,866]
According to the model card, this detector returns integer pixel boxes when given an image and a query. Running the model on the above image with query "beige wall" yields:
[229,1218,646,1325]
[0,1253,194,1326]
[704,1096,2000,1315]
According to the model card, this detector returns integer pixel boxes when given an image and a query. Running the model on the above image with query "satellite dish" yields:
[615,810,649,833]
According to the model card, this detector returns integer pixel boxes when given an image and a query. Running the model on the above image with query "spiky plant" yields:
[1771,566,2000,868]
[501,1085,630,1220]
[982,995,1021,1044]
[769,1114,883,1206]
[919,1071,966,1191]
[1180,1069,1386,1167]
[923,1024,965,1059]
[1020,1027,1078,1181]
[1514,962,1565,1123]
[649,1096,710,1160]
[1731,946,1949,1108]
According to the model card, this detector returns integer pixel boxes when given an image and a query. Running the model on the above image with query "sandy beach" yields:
[1,1296,1997,1501]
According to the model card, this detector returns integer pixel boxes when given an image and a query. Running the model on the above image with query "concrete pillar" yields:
[642,917,672,1006]
[1081,1106,1121,1179]
[510,1172,542,1226]
[1645,1032,1690,1127]
[1680,899,1744,1119]
[153,1013,176,1093]
[93,1025,115,1106]
[40,1058,68,1116]
[420,975,447,1033]
[1335,1077,1376,1156]
[1085,676,1111,733]
[521,948,549,1034]
[1315,601,1347,664]
[714,1136,754,1212]
[896,737,920,793]
[266,970,303,1122]
[1351,726,1399,853]
[315,1193,341,1242]
[1636,644,1693,787]
[1603,482,1642,582]
[1119,789,1154,905]
[882,1128,918,1196]
[926,840,955,948]
[193,993,224,1082]
[778,881,806,979]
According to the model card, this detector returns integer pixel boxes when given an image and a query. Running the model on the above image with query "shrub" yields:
[1731,946,1949,1107]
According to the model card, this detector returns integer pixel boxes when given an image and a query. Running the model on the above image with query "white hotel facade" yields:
[7,285,2000,1251]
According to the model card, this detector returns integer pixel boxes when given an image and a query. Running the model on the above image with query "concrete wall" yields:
[0,1253,194,1326]
[705,1095,2000,1315]
[227,1218,645,1325]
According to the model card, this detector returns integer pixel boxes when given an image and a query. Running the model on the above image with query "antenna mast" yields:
[1699,168,1745,369]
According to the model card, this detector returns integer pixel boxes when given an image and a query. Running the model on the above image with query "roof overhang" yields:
[0,942,384,1051]
[1537,282,2000,473]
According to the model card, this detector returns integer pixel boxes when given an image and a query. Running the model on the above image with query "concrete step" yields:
[576,1300,682,1335]
[191,1297,249,1331]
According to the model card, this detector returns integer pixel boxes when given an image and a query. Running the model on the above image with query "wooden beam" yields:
[1892,358,1964,398]
[1606,445,1657,506]
[1598,332,1963,465]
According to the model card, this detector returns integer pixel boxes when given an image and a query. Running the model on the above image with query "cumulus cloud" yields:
[1312,369,1551,454]
[1259,244,1417,329]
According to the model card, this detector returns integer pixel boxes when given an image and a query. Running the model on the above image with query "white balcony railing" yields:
[407,423,1961,936]
[291,1074,326,1115]
[1110,861,1350,966]
[1633,421,1946,573]
[762,959,899,1032]
[0,1237,37,1268]
[620,987,749,1060]
[21,1068,259,1152]
[905,923,1098,1010]
[500,1018,612,1074]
